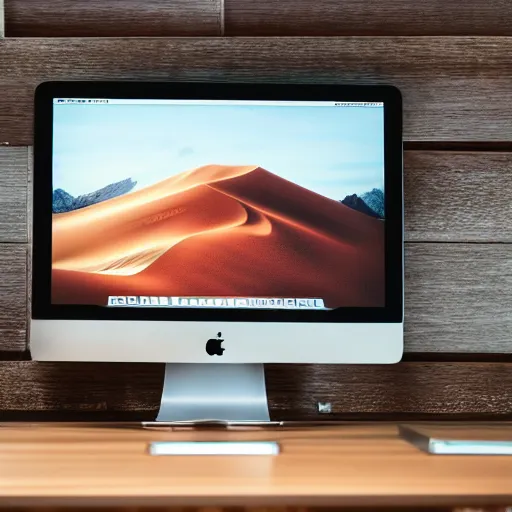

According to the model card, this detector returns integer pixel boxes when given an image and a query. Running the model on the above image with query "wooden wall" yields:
[0,0,511,421]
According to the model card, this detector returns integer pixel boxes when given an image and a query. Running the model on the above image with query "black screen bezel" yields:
[32,81,403,323]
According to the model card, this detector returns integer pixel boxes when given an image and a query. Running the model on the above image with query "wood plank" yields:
[120,239,474,354]
[3,148,512,243]
[0,509,460,512]
[4,0,222,37]
[1,243,511,354]
[0,425,511,508]
[0,147,27,243]
[405,244,512,353]
[225,0,512,36]
[268,362,512,419]
[0,361,511,419]
[404,151,512,242]
[0,244,27,351]
[0,0,4,38]
[0,509,454,512]
[1,37,512,144]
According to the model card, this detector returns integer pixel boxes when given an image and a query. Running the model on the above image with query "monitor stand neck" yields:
[153,363,271,424]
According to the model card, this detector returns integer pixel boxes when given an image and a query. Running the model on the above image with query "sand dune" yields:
[53,165,261,275]
[52,164,385,308]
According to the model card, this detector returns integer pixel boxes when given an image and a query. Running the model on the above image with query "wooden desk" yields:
[0,423,511,509]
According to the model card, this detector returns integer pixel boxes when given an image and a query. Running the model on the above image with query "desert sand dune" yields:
[52,164,384,308]
[54,184,249,275]
[208,166,381,245]
[54,164,257,228]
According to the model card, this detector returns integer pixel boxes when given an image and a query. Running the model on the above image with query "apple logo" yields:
[205,332,225,356]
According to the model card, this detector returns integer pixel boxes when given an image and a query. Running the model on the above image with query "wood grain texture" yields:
[405,244,512,353]
[0,245,27,351]
[0,507,482,512]
[225,0,512,36]
[1,243,511,353]
[0,424,512,508]
[2,508,488,512]
[5,0,222,37]
[0,362,511,420]
[0,507,483,512]
[1,507,499,511]
[404,152,512,242]
[1,38,512,144]
[0,0,4,38]
[0,147,28,243]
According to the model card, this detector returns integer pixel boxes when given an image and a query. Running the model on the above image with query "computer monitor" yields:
[31,82,403,423]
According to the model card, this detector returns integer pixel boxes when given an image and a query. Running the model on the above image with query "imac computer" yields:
[31,82,403,423]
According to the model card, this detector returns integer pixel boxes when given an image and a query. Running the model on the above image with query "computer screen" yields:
[51,98,385,312]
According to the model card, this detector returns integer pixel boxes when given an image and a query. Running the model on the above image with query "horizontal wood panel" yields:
[225,0,512,36]
[5,0,221,37]
[404,151,512,242]
[0,361,511,419]
[0,147,28,243]
[0,0,4,38]
[0,508,490,512]
[0,245,27,351]
[1,243,511,353]
[0,509,462,512]
[3,148,511,243]
[1,38,512,144]
[404,244,512,353]
[0,508,457,512]
[1,427,511,508]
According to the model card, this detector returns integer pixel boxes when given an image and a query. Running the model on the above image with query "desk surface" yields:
[0,423,511,508]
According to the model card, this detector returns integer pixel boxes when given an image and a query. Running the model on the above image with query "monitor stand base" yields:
[150,363,272,424]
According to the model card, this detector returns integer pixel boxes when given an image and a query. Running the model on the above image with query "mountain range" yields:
[53,178,137,213]
[341,188,384,219]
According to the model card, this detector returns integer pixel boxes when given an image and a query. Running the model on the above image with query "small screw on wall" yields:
[317,402,332,414]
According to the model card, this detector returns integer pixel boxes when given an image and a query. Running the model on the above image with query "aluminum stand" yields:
[151,363,272,424]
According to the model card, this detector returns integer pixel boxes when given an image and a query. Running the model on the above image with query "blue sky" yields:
[53,103,384,201]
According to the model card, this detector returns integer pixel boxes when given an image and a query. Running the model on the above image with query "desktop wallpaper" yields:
[51,102,385,309]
